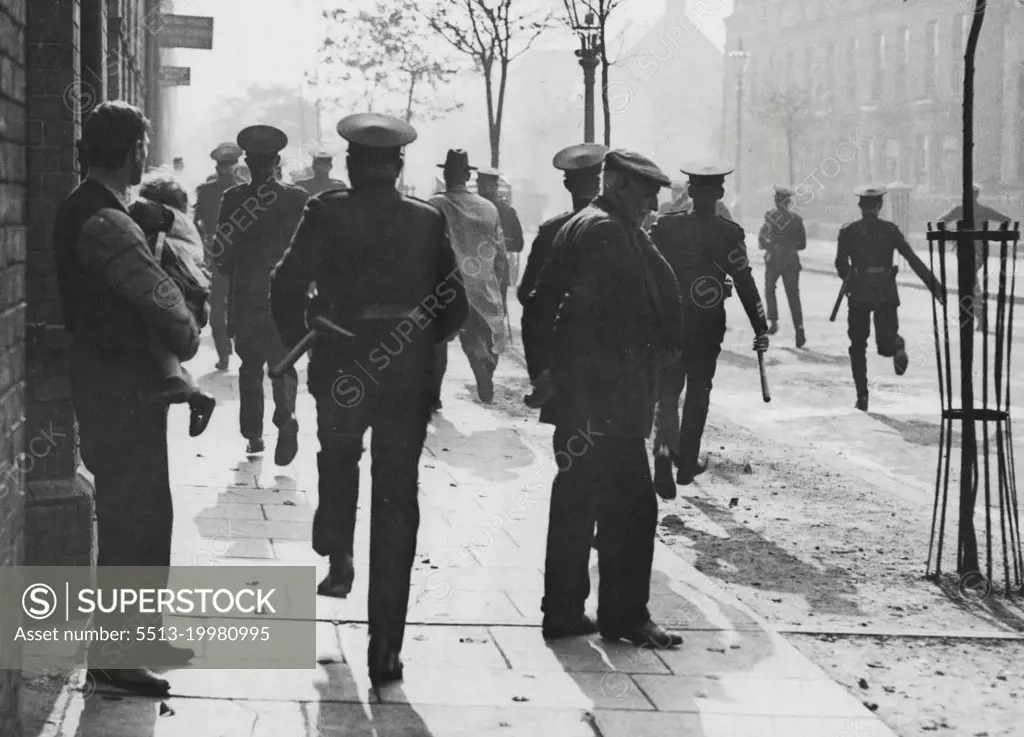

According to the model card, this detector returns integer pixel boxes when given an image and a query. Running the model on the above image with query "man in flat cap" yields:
[649,161,770,495]
[270,113,468,683]
[935,183,1011,333]
[518,143,607,306]
[294,147,348,196]
[213,125,308,462]
[476,167,522,303]
[195,142,244,370]
[758,184,807,347]
[523,148,685,649]
[836,185,944,411]
[429,150,509,406]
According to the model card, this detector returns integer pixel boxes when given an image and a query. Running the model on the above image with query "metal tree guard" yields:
[925,220,1023,594]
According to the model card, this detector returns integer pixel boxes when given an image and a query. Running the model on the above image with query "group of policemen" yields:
[177,105,954,682]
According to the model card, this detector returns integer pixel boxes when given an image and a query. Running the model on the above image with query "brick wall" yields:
[0,0,28,730]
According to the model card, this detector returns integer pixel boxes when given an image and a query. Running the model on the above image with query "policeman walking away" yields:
[214,125,308,462]
[836,185,945,411]
[758,184,807,347]
[649,161,770,495]
[194,142,243,370]
[270,113,468,682]
[476,167,523,301]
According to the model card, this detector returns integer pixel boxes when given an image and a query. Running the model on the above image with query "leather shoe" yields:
[215,357,230,371]
[542,613,598,639]
[316,556,354,599]
[368,635,403,683]
[893,349,908,376]
[246,437,265,454]
[188,392,216,437]
[767,320,778,335]
[88,667,170,696]
[602,620,682,649]
[676,460,707,486]
[275,431,298,466]
[654,454,676,500]
[795,327,806,348]
[855,394,869,412]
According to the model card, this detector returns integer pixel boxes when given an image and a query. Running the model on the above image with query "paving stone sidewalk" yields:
[42,330,899,737]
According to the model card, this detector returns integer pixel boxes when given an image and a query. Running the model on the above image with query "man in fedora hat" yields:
[649,161,770,495]
[270,113,468,683]
[213,125,309,463]
[295,145,348,196]
[837,184,944,411]
[476,167,522,299]
[523,148,685,649]
[758,184,807,347]
[429,149,509,406]
[195,142,244,370]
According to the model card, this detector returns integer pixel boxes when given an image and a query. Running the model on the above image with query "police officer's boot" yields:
[767,320,779,335]
[893,348,909,376]
[653,446,676,500]
[850,348,869,411]
[795,325,806,349]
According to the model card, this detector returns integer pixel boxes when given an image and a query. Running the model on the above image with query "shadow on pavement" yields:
[780,346,849,365]
[868,413,954,447]
[679,497,864,618]
[426,414,537,484]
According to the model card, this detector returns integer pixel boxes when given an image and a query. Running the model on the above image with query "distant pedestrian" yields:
[476,167,522,303]
[294,146,348,196]
[758,184,807,347]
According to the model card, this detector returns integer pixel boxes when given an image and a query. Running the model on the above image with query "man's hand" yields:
[753,332,769,352]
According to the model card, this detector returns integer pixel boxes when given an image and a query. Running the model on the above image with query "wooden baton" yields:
[829,274,850,323]
[757,351,771,403]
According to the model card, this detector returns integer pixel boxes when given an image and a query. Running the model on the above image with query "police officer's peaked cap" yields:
[552,143,608,171]
[973,182,982,192]
[774,184,796,197]
[438,149,476,170]
[237,126,288,155]
[337,113,417,148]
[853,184,887,198]
[210,142,243,162]
[604,149,671,187]
[680,160,734,186]
[310,144,335,161]
[477,167,502,178]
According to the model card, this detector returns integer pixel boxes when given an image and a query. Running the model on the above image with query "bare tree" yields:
[426,0,554,167]
[560,0,624,147]
[320,0,461,123]
[756,82,815,185]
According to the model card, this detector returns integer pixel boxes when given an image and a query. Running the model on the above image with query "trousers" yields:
[847,303,904,395]
[764,263,803,327]
[209,271,231,360]
[653,307,726,466]
[235,320,298,440]
[542,425,657,633]
[432,308,497,399]
[311,383,430,649]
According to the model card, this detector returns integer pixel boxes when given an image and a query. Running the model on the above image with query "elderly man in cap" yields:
[213,125,309,462]
[195,142,244,370]
[270,113,468,683]
[837,185,944,411]
[518,143,607,306]
[476,167,522,298]
[758,184,807,347]
[936,183,1010,333]
[650,161,770,495]
[294,146,349,196]
[523,148,684,648]
[429,149,509,406]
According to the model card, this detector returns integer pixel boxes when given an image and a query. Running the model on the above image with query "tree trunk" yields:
[483,59,498,168]
[492,58,510,169]
[404,72,418,123]
[957,0,986,575]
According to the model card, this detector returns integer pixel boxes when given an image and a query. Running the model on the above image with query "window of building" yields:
[872,32,886,100]
[847,37,858,103]
[885,139,901,181]
[895,27,909,100]
[915,134,931,188]
[923,20,937,94]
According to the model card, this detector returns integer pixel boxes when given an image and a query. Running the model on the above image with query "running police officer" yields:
[213,126,308,462]
[758,184,807,347]
[194,142,243,370]
[270,113,468,683]
[835,184,944,411]
[650,161,770,495]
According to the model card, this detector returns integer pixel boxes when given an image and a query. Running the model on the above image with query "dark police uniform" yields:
[836,185,943,411]
[517,143,608,306]
[650,161,769,490]
[213,126,308,460]
[194,142,243,368]
[758,184,807,345]
[524,149,684,648]
[477,167,523,289]
[294,148,349,196]
[270,113,468,682]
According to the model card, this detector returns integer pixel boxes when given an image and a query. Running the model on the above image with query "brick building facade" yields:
[0,0,162,731]
[724,0,1023,233]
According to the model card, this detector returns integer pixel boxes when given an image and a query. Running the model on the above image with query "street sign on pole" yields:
[159,66,191,86]
[158,15,214,49]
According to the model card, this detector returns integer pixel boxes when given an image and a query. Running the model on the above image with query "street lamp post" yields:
[566,4,601,144]
[727,40,751,224]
